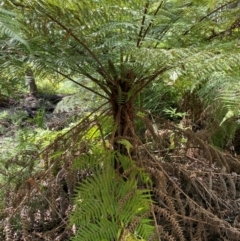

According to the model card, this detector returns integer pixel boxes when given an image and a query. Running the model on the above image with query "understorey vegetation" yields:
[1,0,240,240]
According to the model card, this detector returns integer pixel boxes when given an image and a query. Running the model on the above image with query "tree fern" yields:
[4,1,240,136]
[1,1,240,240]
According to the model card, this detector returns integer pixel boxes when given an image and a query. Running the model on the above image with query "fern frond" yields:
[71,151,154,241]
[0,7,28,47]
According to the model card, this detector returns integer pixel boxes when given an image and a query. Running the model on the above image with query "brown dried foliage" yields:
[1,110,240,240]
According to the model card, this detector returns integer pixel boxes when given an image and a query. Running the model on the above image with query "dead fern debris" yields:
[1,112,240,240]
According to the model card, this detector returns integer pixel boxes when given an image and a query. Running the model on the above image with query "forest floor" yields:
[1,93,240,240]
[0,94,70,159]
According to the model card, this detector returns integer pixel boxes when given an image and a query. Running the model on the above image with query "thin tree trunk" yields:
[25,68,38,96]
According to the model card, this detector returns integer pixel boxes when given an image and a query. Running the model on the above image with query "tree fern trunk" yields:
[111,100,136,173]
[110,75,138,173]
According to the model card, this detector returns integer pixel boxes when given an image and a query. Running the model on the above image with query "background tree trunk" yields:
[25,68,38,96]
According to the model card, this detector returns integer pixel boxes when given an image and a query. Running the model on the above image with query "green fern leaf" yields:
[117,139,133,157]
[71,151,154,241]
[219,110,235,126]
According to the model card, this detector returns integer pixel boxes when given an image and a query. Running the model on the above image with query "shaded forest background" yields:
[1,0,240,240]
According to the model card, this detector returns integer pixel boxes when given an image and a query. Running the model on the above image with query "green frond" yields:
[0,7,28,47]
[71,150,154,241]
[217,79,240,112]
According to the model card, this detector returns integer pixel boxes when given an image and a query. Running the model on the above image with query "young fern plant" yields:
[71,150,154,241]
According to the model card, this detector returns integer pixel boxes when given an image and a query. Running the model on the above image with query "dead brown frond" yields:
[136,112,240,240]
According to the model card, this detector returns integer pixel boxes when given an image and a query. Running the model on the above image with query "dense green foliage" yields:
[1,1,240,240]
[71,151,153,241]
[1,0,240,136]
